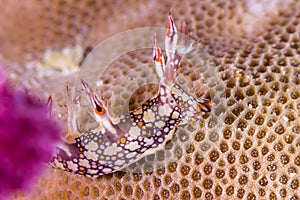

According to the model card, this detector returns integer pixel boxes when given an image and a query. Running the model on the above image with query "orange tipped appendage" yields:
[152,34,163,65]
[81,79,106,117]
[166,12,177,40]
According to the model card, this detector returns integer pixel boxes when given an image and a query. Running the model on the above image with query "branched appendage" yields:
[81,79,121,139]
[46,91,80,144]
[153,33,165,83]
[64,83,80,143]
[161,13,195,88]
[50,12,212,177]
[163,12,179,87]
[156,12,212,127]
[180,20,188,36]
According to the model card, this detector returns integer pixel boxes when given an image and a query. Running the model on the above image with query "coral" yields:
[0,0,299,199]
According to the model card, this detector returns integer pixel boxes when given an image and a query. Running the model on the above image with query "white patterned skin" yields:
[50,13,211,177]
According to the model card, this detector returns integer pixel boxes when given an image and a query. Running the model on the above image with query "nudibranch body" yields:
[50,13,211,177]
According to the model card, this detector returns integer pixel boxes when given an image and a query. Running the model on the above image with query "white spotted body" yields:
[50,13,211,177]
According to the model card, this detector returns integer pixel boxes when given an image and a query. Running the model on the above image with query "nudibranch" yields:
[50,13,212,177]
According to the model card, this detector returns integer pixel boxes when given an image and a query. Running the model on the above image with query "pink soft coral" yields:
[0,67,61,199]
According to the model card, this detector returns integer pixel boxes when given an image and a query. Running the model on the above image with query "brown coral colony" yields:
[0,0,299,199]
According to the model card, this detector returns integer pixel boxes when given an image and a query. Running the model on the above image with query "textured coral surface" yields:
[0,0,299,199]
